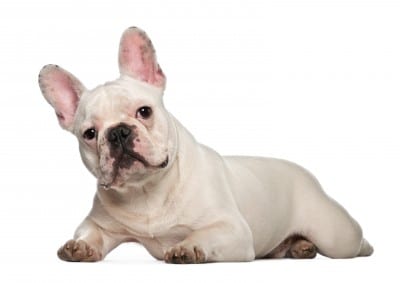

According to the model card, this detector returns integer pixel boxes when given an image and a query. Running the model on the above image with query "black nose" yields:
[107,124,132,146]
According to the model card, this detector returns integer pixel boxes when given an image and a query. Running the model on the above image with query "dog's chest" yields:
[95,191,192,240]
[106,208,195,257]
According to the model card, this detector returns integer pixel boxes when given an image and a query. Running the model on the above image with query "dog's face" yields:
[75,76,172,189]
[39,28,175,189]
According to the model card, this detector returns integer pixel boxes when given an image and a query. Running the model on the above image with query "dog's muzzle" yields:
[106,123,169,169]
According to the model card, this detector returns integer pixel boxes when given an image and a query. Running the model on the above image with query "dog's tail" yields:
[358,238,374,256]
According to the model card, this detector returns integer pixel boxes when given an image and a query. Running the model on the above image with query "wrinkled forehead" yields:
[76,76,163,124]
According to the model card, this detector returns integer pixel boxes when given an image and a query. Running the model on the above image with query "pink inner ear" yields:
[40,65,83,129]
[119,28,166,88]
[50,69,79,126]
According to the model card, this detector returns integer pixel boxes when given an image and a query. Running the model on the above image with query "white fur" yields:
[39,27,373,263]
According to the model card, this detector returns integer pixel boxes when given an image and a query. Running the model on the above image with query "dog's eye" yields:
[136,106,152,120]
[83,128,97,140]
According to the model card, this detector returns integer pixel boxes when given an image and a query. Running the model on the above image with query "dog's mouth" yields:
[98,151,169,190]
[120,150,150,168]
[122,150,169,169]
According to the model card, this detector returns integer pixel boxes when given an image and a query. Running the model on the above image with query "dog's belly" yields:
[223,156,324,257]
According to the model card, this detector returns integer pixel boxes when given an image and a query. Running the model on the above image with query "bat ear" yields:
[118,27,166,89]
[38,64,86,131]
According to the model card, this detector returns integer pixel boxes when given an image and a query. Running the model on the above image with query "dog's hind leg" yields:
[297,194,373,258]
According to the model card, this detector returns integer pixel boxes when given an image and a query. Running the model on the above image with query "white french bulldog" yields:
[38,27,373,263]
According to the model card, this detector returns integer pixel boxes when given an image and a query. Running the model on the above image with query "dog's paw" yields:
[57,239,102,262]
[289,239,317,259]
[164,245,206,264]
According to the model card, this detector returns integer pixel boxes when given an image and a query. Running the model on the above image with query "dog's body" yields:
[39,27,373,263]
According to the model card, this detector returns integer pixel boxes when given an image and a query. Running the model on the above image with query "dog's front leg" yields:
[164,221,255,264]
[57,217,122,262]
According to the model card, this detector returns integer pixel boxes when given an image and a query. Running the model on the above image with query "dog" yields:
[38,27,373,263]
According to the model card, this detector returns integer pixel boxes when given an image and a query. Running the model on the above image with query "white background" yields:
[0,0,399,282]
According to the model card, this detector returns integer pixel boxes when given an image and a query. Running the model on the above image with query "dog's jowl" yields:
[39,27,373,263]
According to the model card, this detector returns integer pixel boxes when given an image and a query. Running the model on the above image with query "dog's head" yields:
[39,27,176,190]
